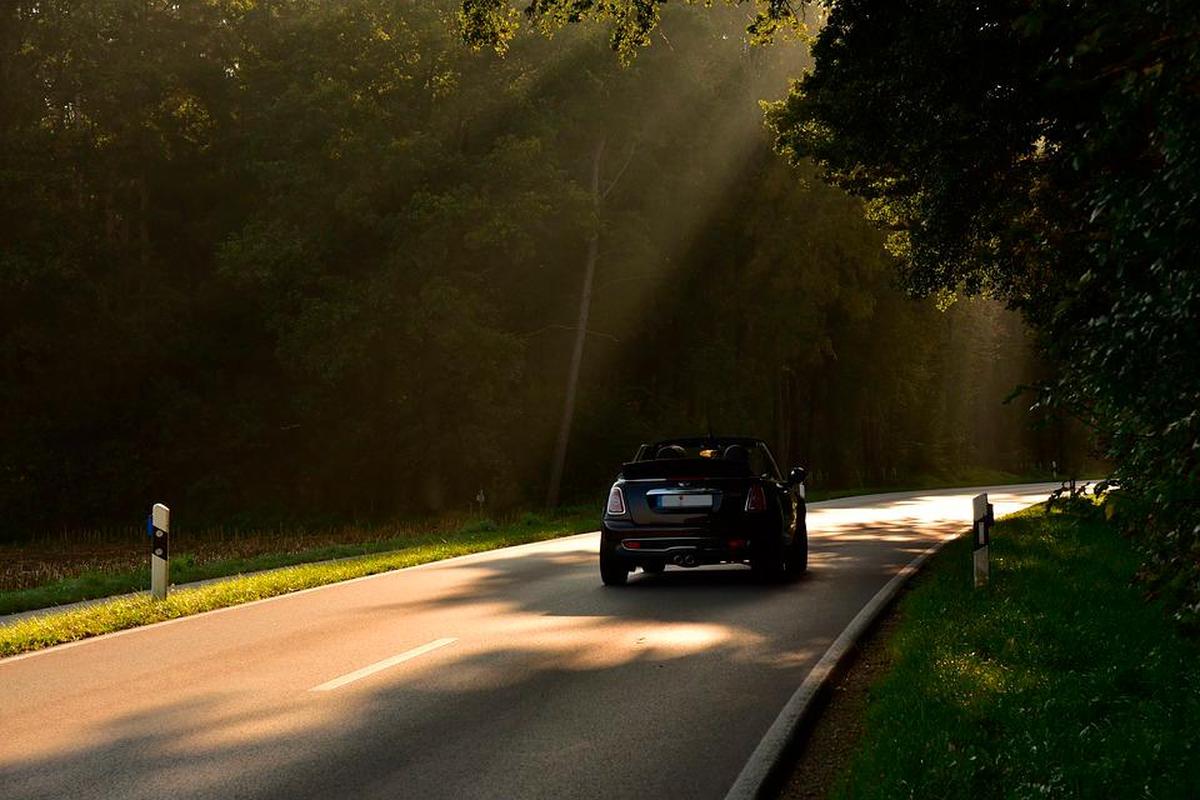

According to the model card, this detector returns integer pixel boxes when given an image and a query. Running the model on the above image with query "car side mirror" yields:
[789,466,807,485]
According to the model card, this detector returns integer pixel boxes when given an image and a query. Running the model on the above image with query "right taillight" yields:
[745,484,767,513]
[606,484,627,516]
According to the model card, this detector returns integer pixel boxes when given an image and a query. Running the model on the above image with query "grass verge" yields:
[827,503,1200,799]
[0,508,593,616]
[0,510,595,657]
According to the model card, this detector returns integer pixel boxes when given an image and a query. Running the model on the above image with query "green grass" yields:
[833,504,1200,799]
[0,510,596,657]
[0,508,593,616]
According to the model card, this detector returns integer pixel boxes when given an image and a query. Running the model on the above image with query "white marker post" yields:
[972,493,994,588]
[150,503,170,600]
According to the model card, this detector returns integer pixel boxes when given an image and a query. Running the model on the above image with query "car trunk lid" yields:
[618,458,754,526]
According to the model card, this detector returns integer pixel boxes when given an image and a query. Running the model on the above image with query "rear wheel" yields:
[784,532,808,579]
[600,545,629,586]
[751,539,786,582]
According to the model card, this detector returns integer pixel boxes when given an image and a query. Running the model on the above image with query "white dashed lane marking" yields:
[309,638,457,692]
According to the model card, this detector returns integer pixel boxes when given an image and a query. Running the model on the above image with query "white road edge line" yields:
[0,532,600,666]
[723,535,956,800]
[309,638,457,693]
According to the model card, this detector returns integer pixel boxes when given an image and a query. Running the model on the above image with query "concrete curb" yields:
[723,533,957,800]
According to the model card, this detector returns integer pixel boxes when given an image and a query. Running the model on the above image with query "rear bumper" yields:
[601,519,774,566]
[620,536,748,566]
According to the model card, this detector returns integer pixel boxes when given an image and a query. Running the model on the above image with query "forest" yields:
[462,0,1200,623]
[1,1,1071,537]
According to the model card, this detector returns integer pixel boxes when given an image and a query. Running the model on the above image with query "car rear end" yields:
[601,456,782,572]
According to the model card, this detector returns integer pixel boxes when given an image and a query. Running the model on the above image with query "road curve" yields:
[0,483,1057,800]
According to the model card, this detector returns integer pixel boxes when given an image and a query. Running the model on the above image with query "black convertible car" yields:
[599,437,808,585]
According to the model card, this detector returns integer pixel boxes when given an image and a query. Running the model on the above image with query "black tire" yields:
[600,545,629,586]
[784,532,808,579]
[751,539,786,582]
[642,562,666,575]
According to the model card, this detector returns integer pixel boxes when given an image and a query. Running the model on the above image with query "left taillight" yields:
[606,484,627,516]
[745,484,767,513]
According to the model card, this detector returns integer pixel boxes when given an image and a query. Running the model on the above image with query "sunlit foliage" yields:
[459,0,809,61]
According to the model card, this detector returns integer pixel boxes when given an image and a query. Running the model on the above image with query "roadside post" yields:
[972,493,994,588]
[149,503,170,600]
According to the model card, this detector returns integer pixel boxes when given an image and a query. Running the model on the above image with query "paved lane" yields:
[0,483,1057,800]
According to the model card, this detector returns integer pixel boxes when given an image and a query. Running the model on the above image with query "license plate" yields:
[659,493,713,509]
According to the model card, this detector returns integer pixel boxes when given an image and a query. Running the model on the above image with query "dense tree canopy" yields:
[775,0,1200,623]
[1,1,1062,539]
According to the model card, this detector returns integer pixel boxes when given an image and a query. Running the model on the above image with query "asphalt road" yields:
[0,483,1058,800]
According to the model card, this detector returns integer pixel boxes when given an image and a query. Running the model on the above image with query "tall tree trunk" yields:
[776,365,791,469]
[546,137,606,507]
[138,170,150,268]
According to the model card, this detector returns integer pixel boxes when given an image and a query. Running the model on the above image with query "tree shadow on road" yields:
[1,625,850,800]
[0,511,971,800]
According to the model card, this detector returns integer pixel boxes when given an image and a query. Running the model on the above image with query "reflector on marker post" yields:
[972,493,991,588]
[150,503,170,600]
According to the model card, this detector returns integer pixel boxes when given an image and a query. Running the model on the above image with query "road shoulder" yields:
[775,584,903,800]
[773,503,1200,799]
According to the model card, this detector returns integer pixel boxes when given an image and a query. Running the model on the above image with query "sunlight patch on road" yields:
[631,623,734,652]
[363,614,772,692]
[807,490,1052,544]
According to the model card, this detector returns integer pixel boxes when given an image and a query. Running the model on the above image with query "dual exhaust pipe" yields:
[670,553,699,568]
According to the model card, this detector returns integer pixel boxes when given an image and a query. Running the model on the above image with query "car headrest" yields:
[722,444,750,464]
